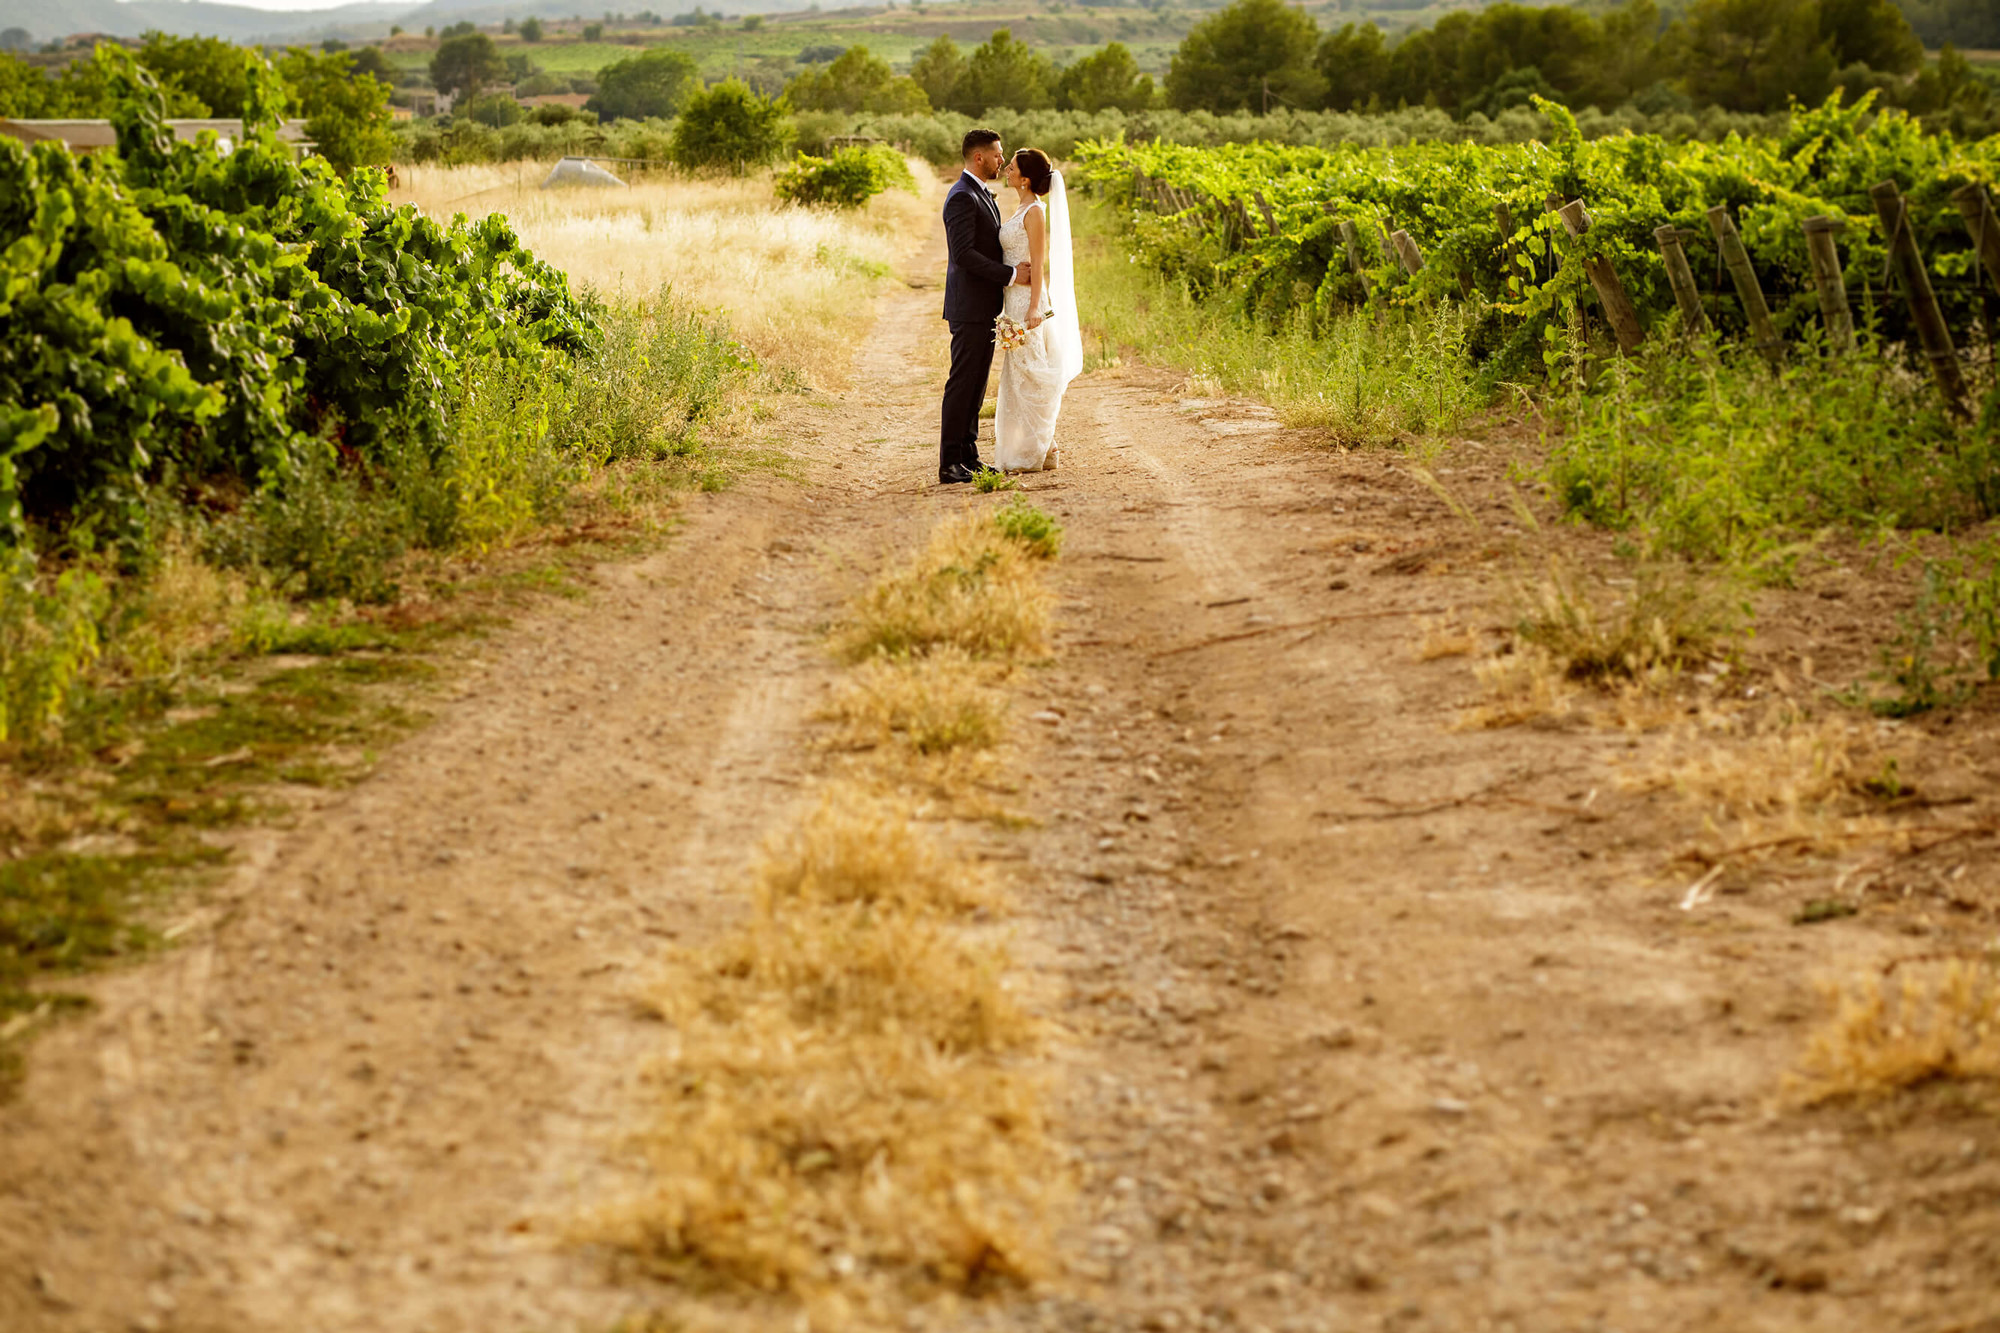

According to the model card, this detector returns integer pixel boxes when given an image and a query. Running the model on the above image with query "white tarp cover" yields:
[541,156,626,189]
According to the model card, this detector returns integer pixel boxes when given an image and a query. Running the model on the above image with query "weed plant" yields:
[1868,533,2000,715]
[1550,339,1999,572]
[993,496,1063,558]
[0,555,107,744]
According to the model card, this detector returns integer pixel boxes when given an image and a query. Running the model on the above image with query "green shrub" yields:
[210,451,410,604]
[774,143,916,209]
[670,79,789,173]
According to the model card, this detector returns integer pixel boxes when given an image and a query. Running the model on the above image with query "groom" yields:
[938,128,1031,485]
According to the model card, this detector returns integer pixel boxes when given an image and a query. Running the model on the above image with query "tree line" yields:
[786,0,1988,132]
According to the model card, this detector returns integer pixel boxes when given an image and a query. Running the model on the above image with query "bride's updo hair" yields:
[1013,148,1054,197]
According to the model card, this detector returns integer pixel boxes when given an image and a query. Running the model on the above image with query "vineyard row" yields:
[1077,94,2000,402]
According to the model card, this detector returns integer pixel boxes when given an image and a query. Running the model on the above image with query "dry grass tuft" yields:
[1511,554,1744,683]
[1625,717,1871,820]
[1415,613,1479,661]
[704,902,1032,1054]
[824,648,1005,755]
[391,162,935,388]
[754,785,993,915]
[613,1030,1059,1299]
[612,805,1059,1304]
[1794,960,2000,1102]
[1454,646,1575,730]
[836,511,1053,663]
[1458,554,1747,730]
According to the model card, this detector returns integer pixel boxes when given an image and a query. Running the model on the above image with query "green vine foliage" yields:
[0,50,598,548]
[1079,94,2000,381]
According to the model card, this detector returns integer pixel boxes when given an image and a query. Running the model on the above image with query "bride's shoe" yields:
[1042,445,1059,471]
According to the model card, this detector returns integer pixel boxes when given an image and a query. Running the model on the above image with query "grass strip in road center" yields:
[604,500,1069,1318]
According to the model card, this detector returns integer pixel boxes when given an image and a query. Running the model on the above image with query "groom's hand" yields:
[1013,261,1033,287]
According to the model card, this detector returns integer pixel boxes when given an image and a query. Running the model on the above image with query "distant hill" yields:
[0,0,414,44]
[0,0,821,45]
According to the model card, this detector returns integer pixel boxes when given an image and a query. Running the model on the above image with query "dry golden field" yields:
[391,161,940,388]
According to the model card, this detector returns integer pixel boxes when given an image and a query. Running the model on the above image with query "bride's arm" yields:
[1024,207,1048,329]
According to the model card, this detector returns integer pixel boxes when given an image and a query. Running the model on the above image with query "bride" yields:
[994,148,1084,474]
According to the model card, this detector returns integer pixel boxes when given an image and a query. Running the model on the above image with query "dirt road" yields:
[4,224,1997,1333]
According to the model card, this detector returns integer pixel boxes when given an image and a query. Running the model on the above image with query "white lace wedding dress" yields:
[994,177,1085,473]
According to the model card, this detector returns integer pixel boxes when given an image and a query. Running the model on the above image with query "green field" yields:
[383,1,1202,82]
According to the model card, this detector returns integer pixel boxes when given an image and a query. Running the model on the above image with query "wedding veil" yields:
[1046,171,1085,386]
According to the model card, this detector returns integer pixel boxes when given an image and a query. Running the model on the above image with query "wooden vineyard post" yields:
[1557,201,1645,355]
[1390,229,1425,277]
[1254,191,1279,236]
[1653,226,1709,338]
[1870,180,1971,416]
[1232,197,1255,238]
[1951,184,2000,299]
[1130,166,1145,207]
[1333,218,1372,296]
[1800,216,1855,353]
[1704,206,1784,368]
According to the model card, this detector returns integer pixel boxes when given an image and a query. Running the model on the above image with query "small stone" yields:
[1431,1097,1471,1116]
[1357,1193,1399,1220]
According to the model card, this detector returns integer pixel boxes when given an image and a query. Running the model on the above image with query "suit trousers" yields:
[939,320,996,478]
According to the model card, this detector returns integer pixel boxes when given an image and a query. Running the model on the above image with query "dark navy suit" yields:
[940,170,1015,478]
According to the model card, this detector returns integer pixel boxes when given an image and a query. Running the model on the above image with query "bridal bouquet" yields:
[994,314,1028,351]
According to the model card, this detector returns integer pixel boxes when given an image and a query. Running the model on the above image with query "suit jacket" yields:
[942,170,1013,326]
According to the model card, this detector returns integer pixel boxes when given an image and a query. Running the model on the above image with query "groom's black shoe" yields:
[939,463,981,485]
